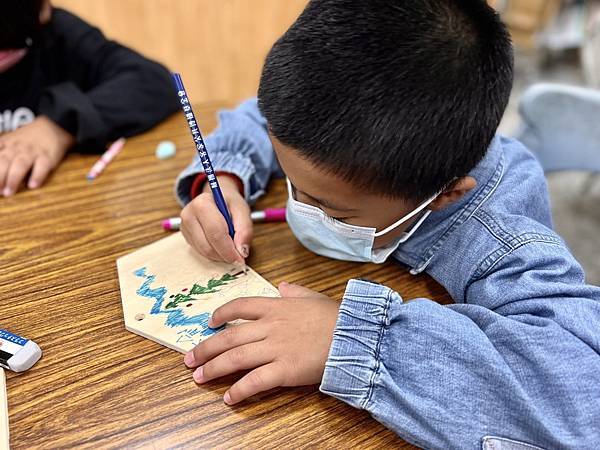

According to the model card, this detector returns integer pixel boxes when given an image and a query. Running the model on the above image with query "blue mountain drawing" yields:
[133,267,222,336]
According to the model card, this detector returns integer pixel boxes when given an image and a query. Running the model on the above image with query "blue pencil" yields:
[172,73,235,238]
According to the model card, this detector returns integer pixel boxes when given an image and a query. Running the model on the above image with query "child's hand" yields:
[0,116,74,196]
[180,176,252,264]
[183,282,340,404]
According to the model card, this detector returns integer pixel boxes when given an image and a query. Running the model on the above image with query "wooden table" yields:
[0,103,451,449]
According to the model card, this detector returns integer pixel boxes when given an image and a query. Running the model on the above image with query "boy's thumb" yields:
[233,229,251,259]
[278,281,316,298]
[231,207,253,259]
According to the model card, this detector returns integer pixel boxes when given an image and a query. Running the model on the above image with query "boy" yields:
[0,0,179,197]
[176,1,600,448]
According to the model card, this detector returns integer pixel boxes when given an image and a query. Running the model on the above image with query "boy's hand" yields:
[183,282,340,405]
[180,176,252,264]
[0,116,74,196]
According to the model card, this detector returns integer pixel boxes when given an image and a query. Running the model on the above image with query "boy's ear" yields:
[429,176,477,211]
[39,0,52,24]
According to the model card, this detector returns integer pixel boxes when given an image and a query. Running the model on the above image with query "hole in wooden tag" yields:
[135,313,145,321]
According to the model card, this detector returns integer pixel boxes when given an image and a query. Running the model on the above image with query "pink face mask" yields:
[0,49,28,73]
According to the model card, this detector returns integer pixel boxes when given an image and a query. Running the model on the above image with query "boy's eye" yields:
[330,215,350,221]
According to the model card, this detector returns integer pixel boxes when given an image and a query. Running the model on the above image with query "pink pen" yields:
[161,208,286,231]
[86,137,126,181]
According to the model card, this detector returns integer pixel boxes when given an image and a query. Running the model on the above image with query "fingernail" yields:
[224,391,232,405]
[240,244,249,258]
[3,187,13,197]
[184,351,195,367]
[208,316,216,328]
[28,181,39,189]
[193,366,204,383]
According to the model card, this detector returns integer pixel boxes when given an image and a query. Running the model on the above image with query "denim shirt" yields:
[176,99,600,449]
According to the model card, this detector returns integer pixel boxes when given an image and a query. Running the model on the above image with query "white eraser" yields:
[0,329,42,372]
[155,140,177,160]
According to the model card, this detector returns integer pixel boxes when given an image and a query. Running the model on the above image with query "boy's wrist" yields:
[202,174,243,196]
[191,171,244,198]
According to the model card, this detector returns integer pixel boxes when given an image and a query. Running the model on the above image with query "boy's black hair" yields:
[258,0,513,201]
[0,0,44,49]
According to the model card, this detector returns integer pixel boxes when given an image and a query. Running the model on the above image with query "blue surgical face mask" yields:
[285,179,437,263]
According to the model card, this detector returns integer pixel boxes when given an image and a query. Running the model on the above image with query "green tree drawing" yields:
[165,272,241,309]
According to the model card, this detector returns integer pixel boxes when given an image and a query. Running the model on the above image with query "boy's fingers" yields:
[181,213,220,261]
[4,154,33,196]
[224,363,285,405]
[278,282,321,299]
[180,220,192,244]
[210,297,274,327]
[193,342,271,384]
[185,322,266,368]
[200,214,242,264]
[190,195,242,264]
[28,154,53,189]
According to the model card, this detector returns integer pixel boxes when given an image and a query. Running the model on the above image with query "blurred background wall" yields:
[53,0,308,104]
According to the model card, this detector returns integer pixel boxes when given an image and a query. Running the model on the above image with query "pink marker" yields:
[162,217,182,230]
[250,208,287,222]
[161,208,286,231]
[86,137,126,181]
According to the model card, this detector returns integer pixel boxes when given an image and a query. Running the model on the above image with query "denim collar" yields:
[392,135,506,274]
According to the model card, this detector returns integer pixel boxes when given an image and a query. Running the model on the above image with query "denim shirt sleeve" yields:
[174,98,279,206]
[321,241,600,449]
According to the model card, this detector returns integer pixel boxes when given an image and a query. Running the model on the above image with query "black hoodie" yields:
[0,8,180,152]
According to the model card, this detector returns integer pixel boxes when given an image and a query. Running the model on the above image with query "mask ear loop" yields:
[396,209,432,243]
[373,177,459,238]
[373,194,438,237]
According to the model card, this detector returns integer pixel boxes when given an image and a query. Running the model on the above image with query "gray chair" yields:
[517,83,600,286]
[518,83,600,173]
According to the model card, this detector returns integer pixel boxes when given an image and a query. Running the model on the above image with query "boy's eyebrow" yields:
[300,190,358,212]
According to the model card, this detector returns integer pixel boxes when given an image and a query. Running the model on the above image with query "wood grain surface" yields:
[0,103,451,449]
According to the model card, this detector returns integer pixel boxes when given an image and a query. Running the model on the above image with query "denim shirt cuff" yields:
[319,279,402,409]
[174,135,258,206]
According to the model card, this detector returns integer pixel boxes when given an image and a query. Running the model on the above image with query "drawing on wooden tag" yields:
[117,232,279,353]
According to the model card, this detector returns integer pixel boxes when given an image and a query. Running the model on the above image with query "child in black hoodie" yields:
[0,0,179,196]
